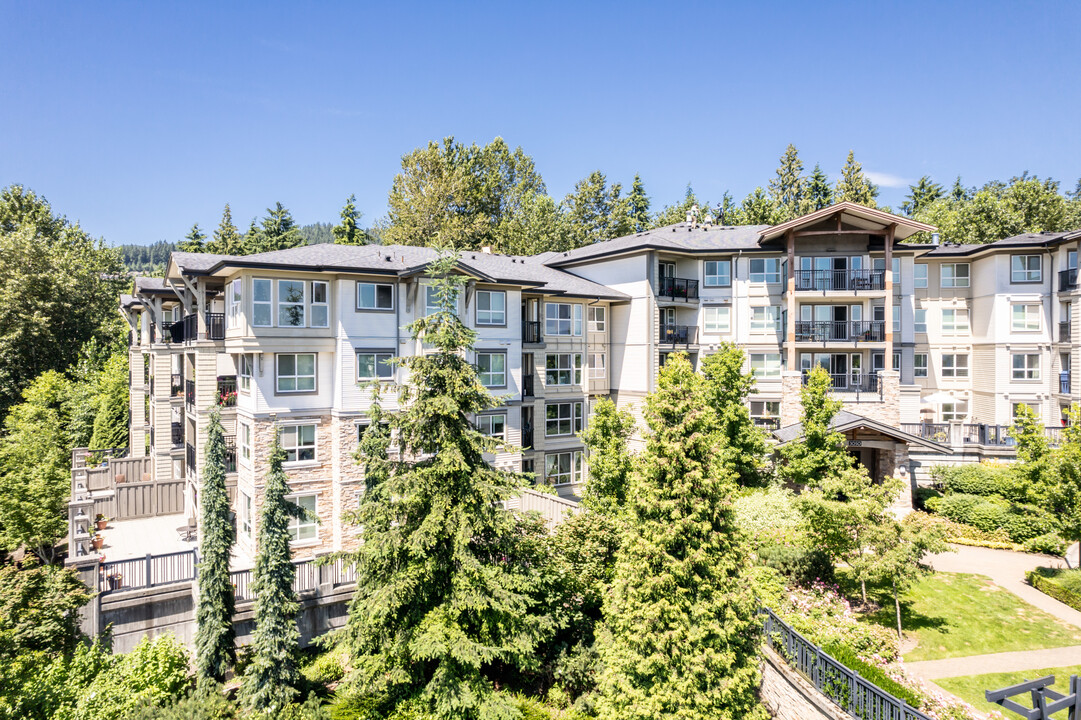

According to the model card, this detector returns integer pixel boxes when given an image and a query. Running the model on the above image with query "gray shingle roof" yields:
[543,223,771,267]
[133,276,175,295]
[923,230,1081,257]
[773,409,951,453]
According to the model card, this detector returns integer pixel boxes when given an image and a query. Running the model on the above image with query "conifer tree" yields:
[835,151,879,207]
[579,397,635,513]
[178,223,207,253]
[701,343,767,486]
[627,174,651,233]
[597,353,765,720]
[769,143,805,220]
[741,187,783,224]
[242,433,303,714]
[211,204,242,255]
[195,408,236,684]
[777,366,852,486]
[251,202,303,253]
[333,194,367,245]
[950,175,972,202]
[344,250,547,720]
[802,163,834,212]
[901,176,944,216]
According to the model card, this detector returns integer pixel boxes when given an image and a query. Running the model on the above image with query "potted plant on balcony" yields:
[91,533,104,552]
[217,390,237,407]
[94,514,109,531]
[106,572,123,590]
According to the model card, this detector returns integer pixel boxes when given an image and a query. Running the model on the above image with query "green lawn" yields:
[938,665,1081,718]
[866,573,1081,662]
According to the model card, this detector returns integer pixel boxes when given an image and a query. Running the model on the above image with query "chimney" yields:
[931,232,941,246]
[481,246,492,254]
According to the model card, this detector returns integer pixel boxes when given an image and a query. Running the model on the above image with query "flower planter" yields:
[91,536,104,551]
[95,519,108,531]
[107,574,123,590]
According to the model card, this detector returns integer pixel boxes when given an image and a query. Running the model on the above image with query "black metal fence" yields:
[762,608,932,720]
[522,321,541,344]
[794,269,886,292]
[795,320,886,343]
[1060,268,1078,292]
[660,324,698,344]
[657,276,700,301]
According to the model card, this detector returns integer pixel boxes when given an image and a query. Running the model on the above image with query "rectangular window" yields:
[545,353,582,385]
[1012,304,1041,331]
[357,351,394,381]
[751,306,780,333]
[277,279,306,327]
[545,303,582,336]
[589,353,606,379]
[476,413,506,441]
[750,353,781,379]
[940,263,970,288]
[287,494,317,542]
[915,308,927,333]
[311,281,329,328]
[253,279,272,326]
[239,421,252,462]
[749,258,781,283]
[240,492,252,538]
[476,352,507,388]
[545,451,583,486]
[545,402,584,436]
[941,402,967,422]
[357,282,394,310]
[704,306,731,333]
[1011,255,1042,283]
[914,353,928,377]
[893,306,901,333]
[424,285,460,316]
[588,306,606,332]
[239,354,252,391]
[704,260,732,287]
[281,424,316,463]
[276,353,316,393]
[1012,353,1041,380]
[942,354,969,378]
[942,308,970,333]
[475,290,506,326]
[228,279,242,328]
[750,401,781,419]
[914,264,928,289]
[1013,402,1040,419]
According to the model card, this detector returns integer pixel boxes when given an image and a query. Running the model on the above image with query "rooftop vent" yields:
[385,255,392,261]
[481,246,492,254]
[931,233,941,246]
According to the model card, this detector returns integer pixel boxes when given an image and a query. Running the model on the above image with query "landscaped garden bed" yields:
[1027,567,1081,613]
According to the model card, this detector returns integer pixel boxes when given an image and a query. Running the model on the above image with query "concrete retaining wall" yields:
[760,645,850,720]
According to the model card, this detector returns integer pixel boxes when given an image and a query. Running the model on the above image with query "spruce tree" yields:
[242,218,263,255]
[768,143,804,220]
[597,353,765,720]
[211,204,242,255]
[195,408,236,684]
[627,174,651,233]
[255,202,303,252]
[344,250,547,720]
[701,343,767,486]
[777,366,852,486]
[579,397,635,513]
[901,176,944,216]
[802,163,834,212]
[950,175,972,202]
[178,223,207,253]
[333,194,367,245]
[835,150,879,207]
[242,433,303,714]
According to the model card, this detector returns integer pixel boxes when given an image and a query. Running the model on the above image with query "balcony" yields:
[185,379,195,408]
[223,435,237,474]
[794,269,885,293]
[170,422,183,448]
[1060,268,1078,292]
[163,321,184,344]
[523,321,541,344]
[522,374,534,398]
[181,312,226,343]
[522,427,534,450]
[752,417,780,431]
[1062,371,1071,395]
[1061,322,1071,343]
[802,372,881,399]
[659,324,698,344]
[656,277,699,301]
[794,320,885,343]
[170,373,182,398]
[216,376,237,407]
[901,423,951,443]
[185,443,196,474]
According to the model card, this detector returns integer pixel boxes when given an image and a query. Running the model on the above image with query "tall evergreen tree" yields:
[701,343,767,486]
[650,184,705,228]
[210,204,242,255]
[740,187,783,225]
[901,176,944,216]
[195,408,236,685]
[333,194,367,245]
[254,202,304,252]
[178,223,207,253]
[579,397,635,513]
[950,175,972,202]
[777,366,852,486]
[768,144,805,220]
[563,171,620,246]
[597,353,765,720]
[242,218,263,255]
[344,250,547,720]
[835,151,879,207]
[242,434,303,714]
[802,163,834,212]
[627,174,651,232]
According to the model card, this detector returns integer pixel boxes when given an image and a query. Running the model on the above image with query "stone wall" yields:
[779,370,901,429]
[759,645,850,720]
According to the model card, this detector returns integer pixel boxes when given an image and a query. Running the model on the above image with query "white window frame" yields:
[751,306,781,333]
[357,282,394,311]
[1012,353,1041,381]
[704,306,731,333]
[545,302,583,337]
[239,354,253,391]
[238,421,252,464]
[310,281,329,328]
[425,284,461,317]
[476,351,507,388]
[277,279,306,327]
[357,351,394,382]
[942,308,970,333]
[940,263,970,288]
[914,308,927,333]
[286,493,318,543]
[941,401,967,422]
[476,413,507,441]
[1011,304,1041,332]
[893,306,901,333]
[276,353,317,393]
[588,306,606,332]
[545,353,582,386]
[545,401,584,437]
[545,451,583,486]
[914,264,928,289]
[475,290,506,326]
[588,353,606,379]
[240,492,252,538]
[704,260,732,287]
[914,353,928,377]
[252,278,273,327]
[750,353,781,379]
[228,279,242,328]
[1011,255,1043,283]
[749,257,782,284]
[941,354,969,378]
[280,423,317,463]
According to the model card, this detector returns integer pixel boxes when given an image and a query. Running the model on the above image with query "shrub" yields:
[902,511,1018,550]
[914,486,941,511]
[757,544,835,586]
[1024,532,1067,556]
[931,462,1027,502]
[301,645,347,686]
[822,642,926,709]
[1027,568,1081,612]
[734,487,803,546]
[69,633,192,720]
[778,584,898,661]
[933,493,1055,543]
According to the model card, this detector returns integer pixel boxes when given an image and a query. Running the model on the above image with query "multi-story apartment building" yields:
[112,201,1081,560]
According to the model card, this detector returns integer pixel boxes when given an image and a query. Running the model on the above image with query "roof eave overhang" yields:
[758,202,938,243]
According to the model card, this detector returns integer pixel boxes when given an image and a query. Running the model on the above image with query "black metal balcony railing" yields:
[794,268,886,292]
[1061,371,1071,395]
[185,443,196,473]
[185,379,195,407]
[170,373,182,397]
[182,314,198,343]
[216,375,237,407]
[794,320,886,343]
[523,321,541,344]
[656,276,699,301]
[149,377,154,397]
[752,417,780,431]
[171,422,183,448]
[801,371,882,399]
[1060,268,1078,292]
[223,435,237,473]
[205,312,225,340]
[522,374,534,397]
[163,321,183,344]
[522,427,534,450]
[660,324,698,344]
[1060,322,1071,343]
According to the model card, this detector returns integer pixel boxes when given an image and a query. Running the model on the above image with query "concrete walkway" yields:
[906,645,1081,679]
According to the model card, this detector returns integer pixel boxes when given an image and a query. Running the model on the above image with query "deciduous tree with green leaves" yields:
[777,366,852,486]
[1010,402,1051,497]
[873,520,946,640]
[597,353,765,720]
[194,408,236,685]
[88,353,129,452]
[579,397,635,512]
[701,343,767,486]
[1049,405,1081,566]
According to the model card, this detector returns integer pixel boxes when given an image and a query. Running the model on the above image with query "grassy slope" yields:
[938,665,1081,718]
[865,573,1081,662]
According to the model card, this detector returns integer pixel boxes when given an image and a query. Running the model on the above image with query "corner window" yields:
[287,494,317,542]
[749,258,781,284]
[475,290,506,326]
[1011,304,1041,331]
[277,280,306,327]
[545,402,584,436]
[476,413,506,441]
[545,451,583,486]
[545,353,582,386]
[704,306,731,333]
[357,351,394,381]
[750,353,781,379]
[704,260,732,287]
[281,424,316,462]
[545,303,582,337]
[914,264,928,289]
[914,353,928,377]
[311,281,329,328]
[589,353,606,379]
[588,306,606,332]
[1011,255,1042,283]
[357,282,394,311]
[942,354,969,378]
[253,279,273,326]
[477,352,506,388]
[1012,353,1040,380]
[940,263,970,288]
[276,353,316,393]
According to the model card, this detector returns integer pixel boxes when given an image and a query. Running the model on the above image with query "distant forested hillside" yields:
[298,222,335,245]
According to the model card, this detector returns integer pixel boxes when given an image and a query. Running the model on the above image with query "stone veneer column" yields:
[779,371,804,428]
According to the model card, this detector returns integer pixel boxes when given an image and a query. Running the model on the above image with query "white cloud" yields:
[864,171,912,189]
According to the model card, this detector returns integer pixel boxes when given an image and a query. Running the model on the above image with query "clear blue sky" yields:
[2,1,1078,246]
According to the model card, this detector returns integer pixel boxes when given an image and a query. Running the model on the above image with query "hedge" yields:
[931,493,1056,543]
[822,642,926,709]
[1026,569,1081,613]
[930,462,1028,503]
